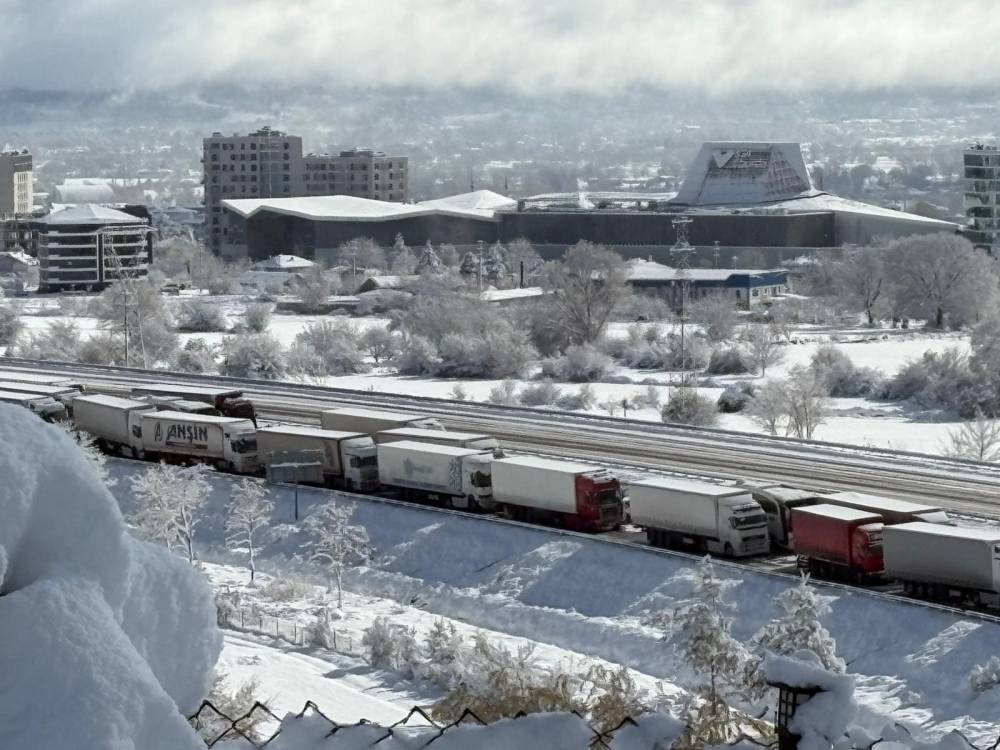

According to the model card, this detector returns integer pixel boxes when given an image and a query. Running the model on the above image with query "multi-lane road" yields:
[5,357,1000,518]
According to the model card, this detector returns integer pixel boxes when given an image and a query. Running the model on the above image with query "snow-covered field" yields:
[102,460,1000,743]
[6,292,977,456]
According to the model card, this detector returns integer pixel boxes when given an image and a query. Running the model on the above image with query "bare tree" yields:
[129,463,212,564]
[741,324,785,376]
[835,245,886,326]
[295,266,336,313]
[308,501,371,609]
[225,478,274,583]
[745,380,787,436]
[883,233,1000,329]
[543,241,627,344]
[688,296,738,343]
[947,411,1000,462]
[783,365,830,440]
[360,326,398,365]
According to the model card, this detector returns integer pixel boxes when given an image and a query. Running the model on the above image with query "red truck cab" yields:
[572,471,624,532]
[791,504,884,582]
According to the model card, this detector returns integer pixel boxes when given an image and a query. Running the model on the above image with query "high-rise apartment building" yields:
[203,127,408,254]
[964,143,1000,251]
[303,149,408,202]
[0,150,33,217]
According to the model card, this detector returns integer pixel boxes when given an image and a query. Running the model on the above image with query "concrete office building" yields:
[0,150,33,217]
[964,143,1000,250]
[36,204,153,292]
[203,127,408,255]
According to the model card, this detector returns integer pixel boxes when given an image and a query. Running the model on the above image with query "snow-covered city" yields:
[5,3,1000,749]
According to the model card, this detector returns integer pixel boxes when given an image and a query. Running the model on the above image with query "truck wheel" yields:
[723,543,734,557]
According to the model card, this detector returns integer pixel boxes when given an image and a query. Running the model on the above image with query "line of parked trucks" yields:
[3,368,1000,611]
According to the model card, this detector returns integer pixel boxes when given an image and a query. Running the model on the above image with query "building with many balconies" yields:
[36,204,152,292]
[0,150,33,217]
[964,143,1000,251]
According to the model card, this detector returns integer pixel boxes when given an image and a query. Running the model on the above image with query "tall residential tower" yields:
[964,143,1000,251]
[0,150,33,217]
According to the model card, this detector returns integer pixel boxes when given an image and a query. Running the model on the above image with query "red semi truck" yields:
[791,504,884,582]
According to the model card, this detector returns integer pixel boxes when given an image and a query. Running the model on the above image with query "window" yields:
[752,289,759,297]
[283,142,290,150]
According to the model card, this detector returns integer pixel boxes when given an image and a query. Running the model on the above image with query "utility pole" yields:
[670,215,695,385]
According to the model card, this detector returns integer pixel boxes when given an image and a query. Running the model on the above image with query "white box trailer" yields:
[376,440,493,510]
[257,425,378,491]
[139,410,259,473]
[376,427,498,451]
[131,383,256,423]
[490,455,623,532]
[0,380,83,410]
[883,522,1000,606]
[819,491,950,525]
[320,407,442,435]
[0,368,85,390]
[0,389,67,422]
[72,394,156,455]
[629,477,770,557]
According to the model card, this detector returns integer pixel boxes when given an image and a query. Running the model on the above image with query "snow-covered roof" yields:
[625,259,782,283]
[74,394,153,410]
[42,203,144,225]
[251,254,316,271]
[794,503,882,523]
[887,521,1000,542]
[258,425,369,440]
[820,491,942,515]
[630,475,750,497]
[378,439,488,457]
[223,190,513,223]
[494,455,603,474]
[480,286,546,302]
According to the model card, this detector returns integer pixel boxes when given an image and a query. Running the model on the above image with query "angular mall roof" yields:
[223,190,514,223]
[673,142,816,206]
[42,204,144,225]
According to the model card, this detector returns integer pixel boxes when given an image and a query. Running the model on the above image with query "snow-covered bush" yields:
[306,608,337,650]
[706,347,750,375]
[661,387,719,426]
[882,348,986,417]
[362,616,398,668]
[419,619,466,688]
[394,335,441,375]
[717,383,754,413]
[76,332,124,365]
[809,344,884,397]
[14,320,83,361]
[354,289,410,316]
[89,279,179,366]
[0,303,22,347]
[173,338,219,374]
[220,333,286,379]
[450,383,468,400]
[519,381,562,407]
[288,321,368,376]
[192,674,267,744]
[176,300,228,332]
[436,325,535,378]
[969,655,1000,694]
[243,302,272,333]
[542,342,613,382]
[488,379,520,405]
[633,384,664,410]
[662,333,711,370]
[554,383,596,411]
[295,266,337,312]
[129,462,212,564]
[258,576,314,602]
[614,290,674,322]
[688,295,738,343]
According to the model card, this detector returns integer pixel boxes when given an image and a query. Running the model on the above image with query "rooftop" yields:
[629,475,749,497]
[794,504,882,523]
[625,259,785,283]
[42,204,145,226]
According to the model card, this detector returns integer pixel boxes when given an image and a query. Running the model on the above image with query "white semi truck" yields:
[257,425,379,491]
[376,439,494,509]
[139,410,259,473]
[320,407,443,434]
[490,455,624,532]
[72,394,156,455]
[883,522,1000,608]
[0,389,68,422]
[629,477,770,557]
[375,426,498,451]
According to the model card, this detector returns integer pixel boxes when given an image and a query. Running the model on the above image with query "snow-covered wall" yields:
[0,407,221,750]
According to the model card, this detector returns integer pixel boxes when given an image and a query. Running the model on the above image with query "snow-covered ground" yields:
[103,460,1000,743]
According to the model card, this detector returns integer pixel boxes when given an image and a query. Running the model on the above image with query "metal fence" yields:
[219,606,357,656]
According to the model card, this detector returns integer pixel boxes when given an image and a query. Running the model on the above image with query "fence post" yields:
[240,610,244,629]
[276,618,280,638]
[333,629,337,651]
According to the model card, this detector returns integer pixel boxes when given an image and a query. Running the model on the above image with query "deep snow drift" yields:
[0,406,221,749]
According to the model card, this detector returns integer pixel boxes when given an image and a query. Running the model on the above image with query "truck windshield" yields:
[232,437,257,454]
[731,513,767,529]
[470,470,492,488]
[594,488,621,506]
[350,455,378,468]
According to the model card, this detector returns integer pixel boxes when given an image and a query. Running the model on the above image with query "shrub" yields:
[220,333,286,379]
[488,379,519,405]
[810,344,883,397]
[881,348,979,415]
[706,347,750,375]
[519,381,562,407]
[555,384,597,411]
[296,266,337,312]
[436,326,536,379]
[360,326,398,365]
[259,576,315,601]
[632,384,664,410]
[244,303,272,333]
[662,333,711,370]
[717,383,755,413]
[970,655,1000,694]
[14,320,82,361]
[394,335,441,375]
[542,343,613,382]
[173,338,219,374]
[76,333,124,365]
[687,296,738,342]
[289,321,368,376]
[0,304,22,347]
[661,387,719,426]
[176,300,227,332]
[362,616,397,668]
[450,384,468,400]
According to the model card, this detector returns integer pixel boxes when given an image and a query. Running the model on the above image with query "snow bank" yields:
[0,406,221,749]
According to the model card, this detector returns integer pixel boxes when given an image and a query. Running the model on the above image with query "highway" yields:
[4,357,1000,519]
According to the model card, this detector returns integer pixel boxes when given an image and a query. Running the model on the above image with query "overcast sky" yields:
[3,0,997,95]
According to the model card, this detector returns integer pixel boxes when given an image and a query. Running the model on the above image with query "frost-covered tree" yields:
[688,296,738,343]
[362,616,397,667]
[745,379,788,436]
[744,575,844,698]
[543,241,627,344]
[173,337,219,374]
[220,333,286,379]
[834,245,886,326]
[390,234,416,275]
[90,279,178,367]
[129,463,211,564]
[337,237,386,274]
[307,501,371,608]
[421,619,465,686]
[505,237,542,284]
[415,241,444,275]
[784,365,830,439]
[360,326,397,365]
[192,673,266,744]
[225,479,273,583]
[176,299,228,332]
[947,411,1000,462]
[0,303,22,348]
[482,242,508,283]
[61,426,117,487]
[393,334,441,375]
[741,324,784,376]
[661,387,719,427]
[289,321,368,376]
[295,266,335,312]
[243,303,273,333]
[15,320,84,361]
[672,557,748,703]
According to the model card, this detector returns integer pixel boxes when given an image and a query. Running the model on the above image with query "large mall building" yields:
[217,142,957,264]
